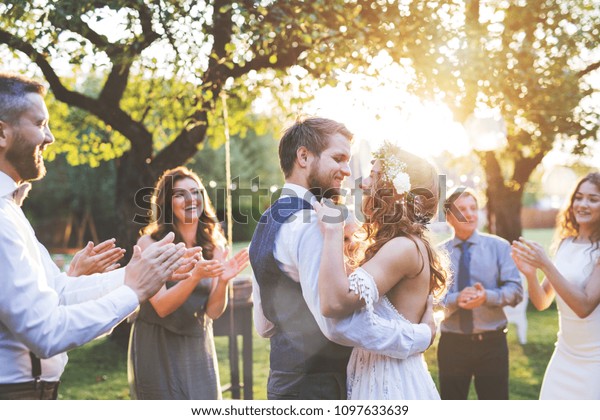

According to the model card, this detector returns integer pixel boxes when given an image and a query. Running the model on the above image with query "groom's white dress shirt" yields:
[252,183,430,359]
[0,170,139,383]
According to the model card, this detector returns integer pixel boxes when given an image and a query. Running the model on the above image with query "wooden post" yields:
[220,90,240,398]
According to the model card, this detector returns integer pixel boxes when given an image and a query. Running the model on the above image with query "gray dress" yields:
[128,278,221,399]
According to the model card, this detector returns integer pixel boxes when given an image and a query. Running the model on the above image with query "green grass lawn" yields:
[59,306,557,400]
[59,228,559,400]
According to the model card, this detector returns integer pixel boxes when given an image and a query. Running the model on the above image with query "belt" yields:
[0,380,60,400]
[442,328,507,342]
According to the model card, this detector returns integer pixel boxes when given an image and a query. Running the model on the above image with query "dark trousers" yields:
[0,381,60,400]
[267,370,347,400]
[437,331,509,400]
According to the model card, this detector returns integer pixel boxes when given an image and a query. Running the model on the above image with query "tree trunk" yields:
[486,183,523,244]
[481,151,524,244]
[110,151,158,347]
[115,152,158,255]
[481,150,543,244]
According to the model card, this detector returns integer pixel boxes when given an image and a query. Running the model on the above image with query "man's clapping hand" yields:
[124,232,190,302]
[68,238,126,276]
[458,283,486,309]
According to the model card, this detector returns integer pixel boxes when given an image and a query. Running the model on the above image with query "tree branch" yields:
[46,2,159,106]
[151,109,209,173]
[578,60,600,78]
[203,0,234,89]
[0,29,153,156]
[97,2,159,105]
[98,59,134,105]
[0,29,92,107]
[47,3,121,56]
[513,153,544,186]
[135,1,159,50]
[155,0,238,174]
[49,2,159,58]
[227,45,305,79]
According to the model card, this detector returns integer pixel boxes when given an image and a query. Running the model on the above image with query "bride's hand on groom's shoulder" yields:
[313,199,346,234]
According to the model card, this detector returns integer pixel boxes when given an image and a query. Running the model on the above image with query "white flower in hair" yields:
[392,172,411,195]
[372,141,411,195]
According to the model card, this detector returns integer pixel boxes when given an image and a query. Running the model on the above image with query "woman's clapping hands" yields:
[218,248,250,284]
[511,237,552,275]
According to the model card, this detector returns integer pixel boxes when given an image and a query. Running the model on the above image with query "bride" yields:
[314,142,449,400]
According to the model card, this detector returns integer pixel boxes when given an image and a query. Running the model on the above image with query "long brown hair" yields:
[553,172,600,254]
[142,166,225,260]
[358,145,449,300]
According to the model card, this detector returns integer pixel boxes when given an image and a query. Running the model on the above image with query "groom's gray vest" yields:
[249,196,352,399]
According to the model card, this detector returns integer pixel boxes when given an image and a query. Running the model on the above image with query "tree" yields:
[0,0,447,250]
[3,1,597,246]
[23,156,120,251]
[402,0,600,242]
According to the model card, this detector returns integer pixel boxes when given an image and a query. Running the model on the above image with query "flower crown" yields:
[372,141,411,195]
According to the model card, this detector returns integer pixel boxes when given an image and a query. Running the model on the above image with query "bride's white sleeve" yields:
[298,215,431,359]
[348,267,380,323]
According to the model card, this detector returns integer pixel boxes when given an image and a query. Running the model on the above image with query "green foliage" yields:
[396,0,599,241]
[2,1,597,246]
[2,1,597,166]
[407,0,599,170]
[22,156,119,247]
[25,127,282,245]
[45,90,129,167]
[191,129,282,189]
[0,0,462,166]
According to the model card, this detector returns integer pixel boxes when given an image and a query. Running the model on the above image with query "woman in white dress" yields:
[314,142,449,400]
[511,172,600,400]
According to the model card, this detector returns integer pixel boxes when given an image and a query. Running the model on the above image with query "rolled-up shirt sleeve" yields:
[293,214,430,359]
[442,291,460,316]
[251,274,276,338]
[485,241,523,308]
[40,244,127,305]
[0,220,139,359]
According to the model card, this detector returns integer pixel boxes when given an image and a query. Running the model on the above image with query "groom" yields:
[249,117,435,399]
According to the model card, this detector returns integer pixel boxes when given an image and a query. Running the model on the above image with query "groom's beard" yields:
[307,162,344,204]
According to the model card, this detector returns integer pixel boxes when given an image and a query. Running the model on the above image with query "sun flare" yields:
[305,80,470,163]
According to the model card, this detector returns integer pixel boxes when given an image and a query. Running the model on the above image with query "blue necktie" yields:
[457,241,473,333]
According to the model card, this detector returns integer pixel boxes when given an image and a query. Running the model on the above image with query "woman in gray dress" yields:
[128,166,249,399]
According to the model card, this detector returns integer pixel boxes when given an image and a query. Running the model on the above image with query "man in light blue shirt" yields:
[438,187,523,400]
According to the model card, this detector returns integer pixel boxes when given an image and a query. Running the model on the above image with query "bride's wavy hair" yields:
[357,145,449,300]
[142,166,225,260]
[553,172,600,255]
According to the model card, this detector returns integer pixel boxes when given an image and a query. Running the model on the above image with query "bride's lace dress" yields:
[346,268,440,400]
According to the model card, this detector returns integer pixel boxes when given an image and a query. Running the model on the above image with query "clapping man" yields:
[0,73,193,399]
[437,188,523,399]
